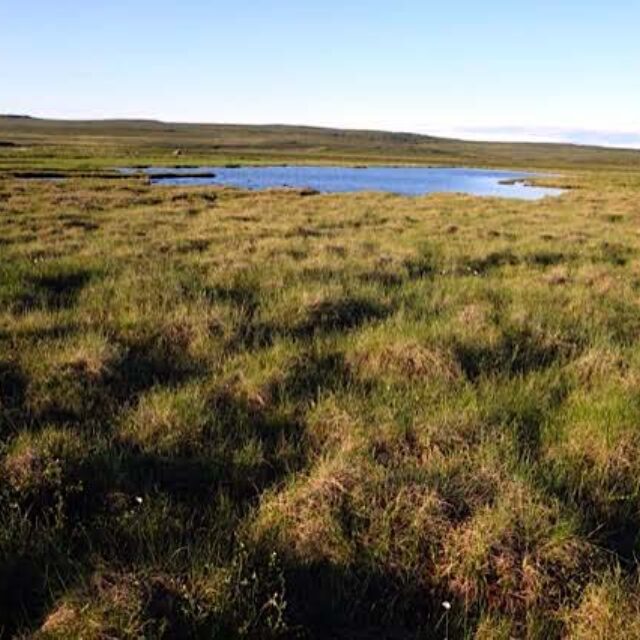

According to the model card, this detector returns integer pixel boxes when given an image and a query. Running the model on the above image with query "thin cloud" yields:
[422,125,640,149]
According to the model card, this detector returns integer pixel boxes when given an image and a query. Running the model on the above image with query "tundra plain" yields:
[2,118,640,638]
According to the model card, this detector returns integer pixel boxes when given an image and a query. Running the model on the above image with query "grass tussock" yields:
[565,573,640,639]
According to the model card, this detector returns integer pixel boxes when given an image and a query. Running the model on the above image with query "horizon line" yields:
[3,112,640,152]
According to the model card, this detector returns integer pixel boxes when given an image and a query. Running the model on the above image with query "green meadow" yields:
[2,118,640,638]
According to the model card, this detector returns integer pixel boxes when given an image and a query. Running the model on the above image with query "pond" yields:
[124,166,564,200]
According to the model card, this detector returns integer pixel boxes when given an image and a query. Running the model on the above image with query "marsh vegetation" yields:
[2,119,640,638]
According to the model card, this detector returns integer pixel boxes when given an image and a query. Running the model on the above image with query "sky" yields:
[2,1,639,147]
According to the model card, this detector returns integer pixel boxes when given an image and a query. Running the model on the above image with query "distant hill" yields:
[1,116,639,170]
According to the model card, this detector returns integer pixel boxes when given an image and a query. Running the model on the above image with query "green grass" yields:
[2,120,640,638]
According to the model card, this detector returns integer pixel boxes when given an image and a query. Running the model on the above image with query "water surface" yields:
[129,166,563,200]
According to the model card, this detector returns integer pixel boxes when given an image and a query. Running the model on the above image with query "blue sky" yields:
[2,1,639,147]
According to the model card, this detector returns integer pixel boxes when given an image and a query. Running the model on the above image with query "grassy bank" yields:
[2,123,640,638]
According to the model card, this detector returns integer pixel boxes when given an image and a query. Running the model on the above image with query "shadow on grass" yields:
[256,555,456,640]
[272,350,366,407]
[0,546,69,639]
[454,326,576,381]
[0,389,308,637]
[27,269,96,310]
[596,241,634,267]
[111,333,203,396]
[115,392,305,502]
[293,297,390,339]
[57,213,100,232]
[0,323,78,342]
[403,255,437,280]
[358,269,405,288]
[525,250,570,267]
[0,359,27,412]
[4,262,98,314]
[541,470,640,565]
[204,282,260,313]
[21,331,206,431]
[0,359,28,438]
[460,250,520,275]
[229,296,392,352]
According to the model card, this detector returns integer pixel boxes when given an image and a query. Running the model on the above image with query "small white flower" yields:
[135,496,143,505]
[442,601,451,611]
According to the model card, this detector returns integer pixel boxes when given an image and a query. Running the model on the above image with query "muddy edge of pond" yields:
[10,170,218,181]
[11,171,140,180]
